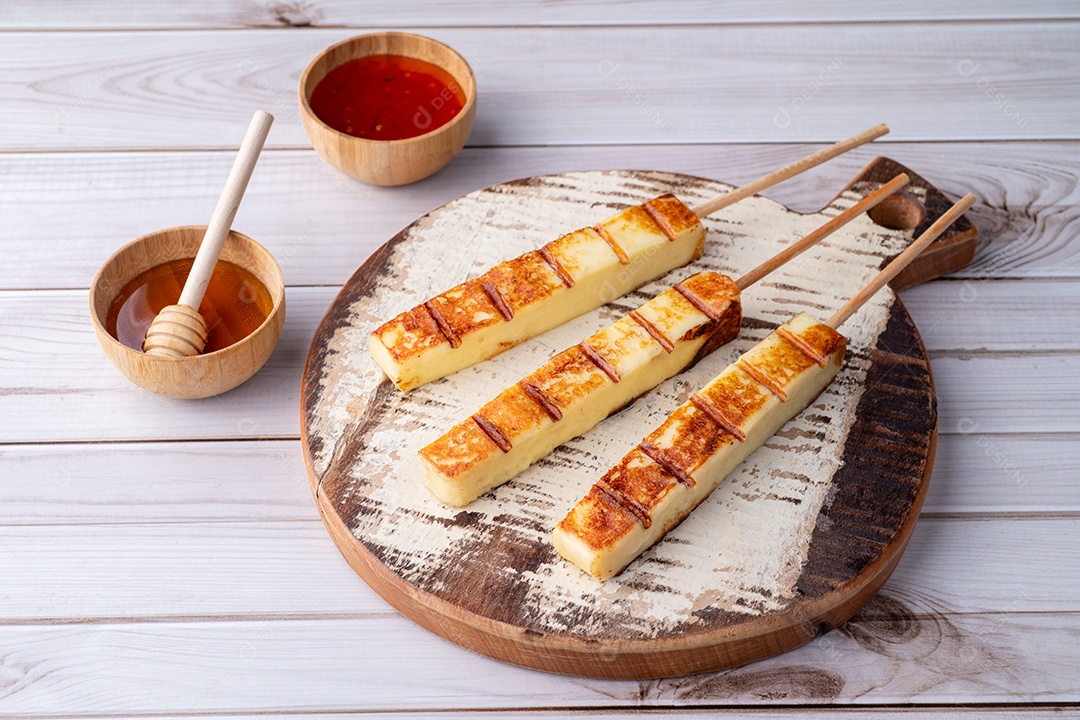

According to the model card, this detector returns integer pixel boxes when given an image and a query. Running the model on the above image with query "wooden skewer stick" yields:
[734,173,910,291]
[826,193,977,329]
[691,123,889,219]
[143,110,274,358]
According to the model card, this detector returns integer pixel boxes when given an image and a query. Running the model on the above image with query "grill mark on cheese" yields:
[481,281,514,321]
[593,223,629,265]
[579,341,622,383]
[690,393,747,442]
[471,414,511,453]
[639,440,695,487]
[738,359,788,402]
[423,301,461,349]
[629,310,674,353]
[595,478,652,529]
[519,379,563,422]
[674,281,722,320]
[538,245,575,288]
[642,198,678,241]
[775,326,828,368]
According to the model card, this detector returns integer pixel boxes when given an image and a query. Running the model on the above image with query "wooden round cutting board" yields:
[300,157,976,679]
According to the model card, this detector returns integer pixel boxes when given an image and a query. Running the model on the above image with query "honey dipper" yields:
[143,110,274,358]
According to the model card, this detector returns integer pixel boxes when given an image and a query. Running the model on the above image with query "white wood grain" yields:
[3,1,1078,29]
[902,279,1080,352]
[0,3,1075,715]
[3,141,1075,291]
[0,287,335,444]
[933,353,1080,435]
[0,610,1075,713]
[922,433,1080,515]
[0,441,314,525]
[1,24,1074,151]
[1,284,1076,442]
[2,430,1075,527]
[0,517,1075,621]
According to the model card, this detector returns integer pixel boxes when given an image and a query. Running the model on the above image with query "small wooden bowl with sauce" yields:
[299,32,477,186]
[89,226,286,399]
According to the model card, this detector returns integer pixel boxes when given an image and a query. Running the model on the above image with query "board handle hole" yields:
[868,193,925,231]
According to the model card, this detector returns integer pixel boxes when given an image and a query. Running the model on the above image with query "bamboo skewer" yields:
[826,193,977,329]
[691,123,889,219]
[734,173,909,291]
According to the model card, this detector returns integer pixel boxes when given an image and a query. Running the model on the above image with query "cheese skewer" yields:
[419,176,911,507]
[553,193,976,580]
[370,125,889,391]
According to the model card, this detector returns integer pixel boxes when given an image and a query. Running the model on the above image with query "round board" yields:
[301,158,976,679]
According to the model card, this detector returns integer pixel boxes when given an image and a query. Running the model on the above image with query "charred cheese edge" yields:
[552,313,846,580]
[369,194,705,391]
[418,271,742,507]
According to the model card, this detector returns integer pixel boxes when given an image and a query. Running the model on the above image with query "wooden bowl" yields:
[299,32,477,186]
[89,226,286,399]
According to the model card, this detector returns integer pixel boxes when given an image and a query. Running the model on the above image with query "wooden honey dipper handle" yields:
[180,110,274,309]
[691,123,889,219]
[144,110,274,358]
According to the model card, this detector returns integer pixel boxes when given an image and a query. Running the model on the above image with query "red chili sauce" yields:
[309,54,466,141]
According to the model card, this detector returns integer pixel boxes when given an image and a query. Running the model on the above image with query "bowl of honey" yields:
[299,32,477,186]
[89,226,286,399]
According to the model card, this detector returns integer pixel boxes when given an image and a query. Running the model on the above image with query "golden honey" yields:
[107,258,273,354]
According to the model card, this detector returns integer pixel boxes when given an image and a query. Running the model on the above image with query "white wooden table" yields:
[2,2,1078,716]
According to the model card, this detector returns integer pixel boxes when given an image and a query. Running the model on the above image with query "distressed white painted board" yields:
[301,165,967,677]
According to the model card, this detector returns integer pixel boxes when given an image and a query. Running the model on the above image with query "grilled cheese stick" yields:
[553,313,846,580]
[419,272,742,507]
[370,194,705,391]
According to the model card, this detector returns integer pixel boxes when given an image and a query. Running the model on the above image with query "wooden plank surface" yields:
[1,1,1074,715]
[933,353,1080,434]
[0,610,1076,714]
[3,141,1075,291]
[0,442,314,524]
[1,24,1076,152]
[4,1,1079,29]
[0,516,1078,621]
[0,287,333,443]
